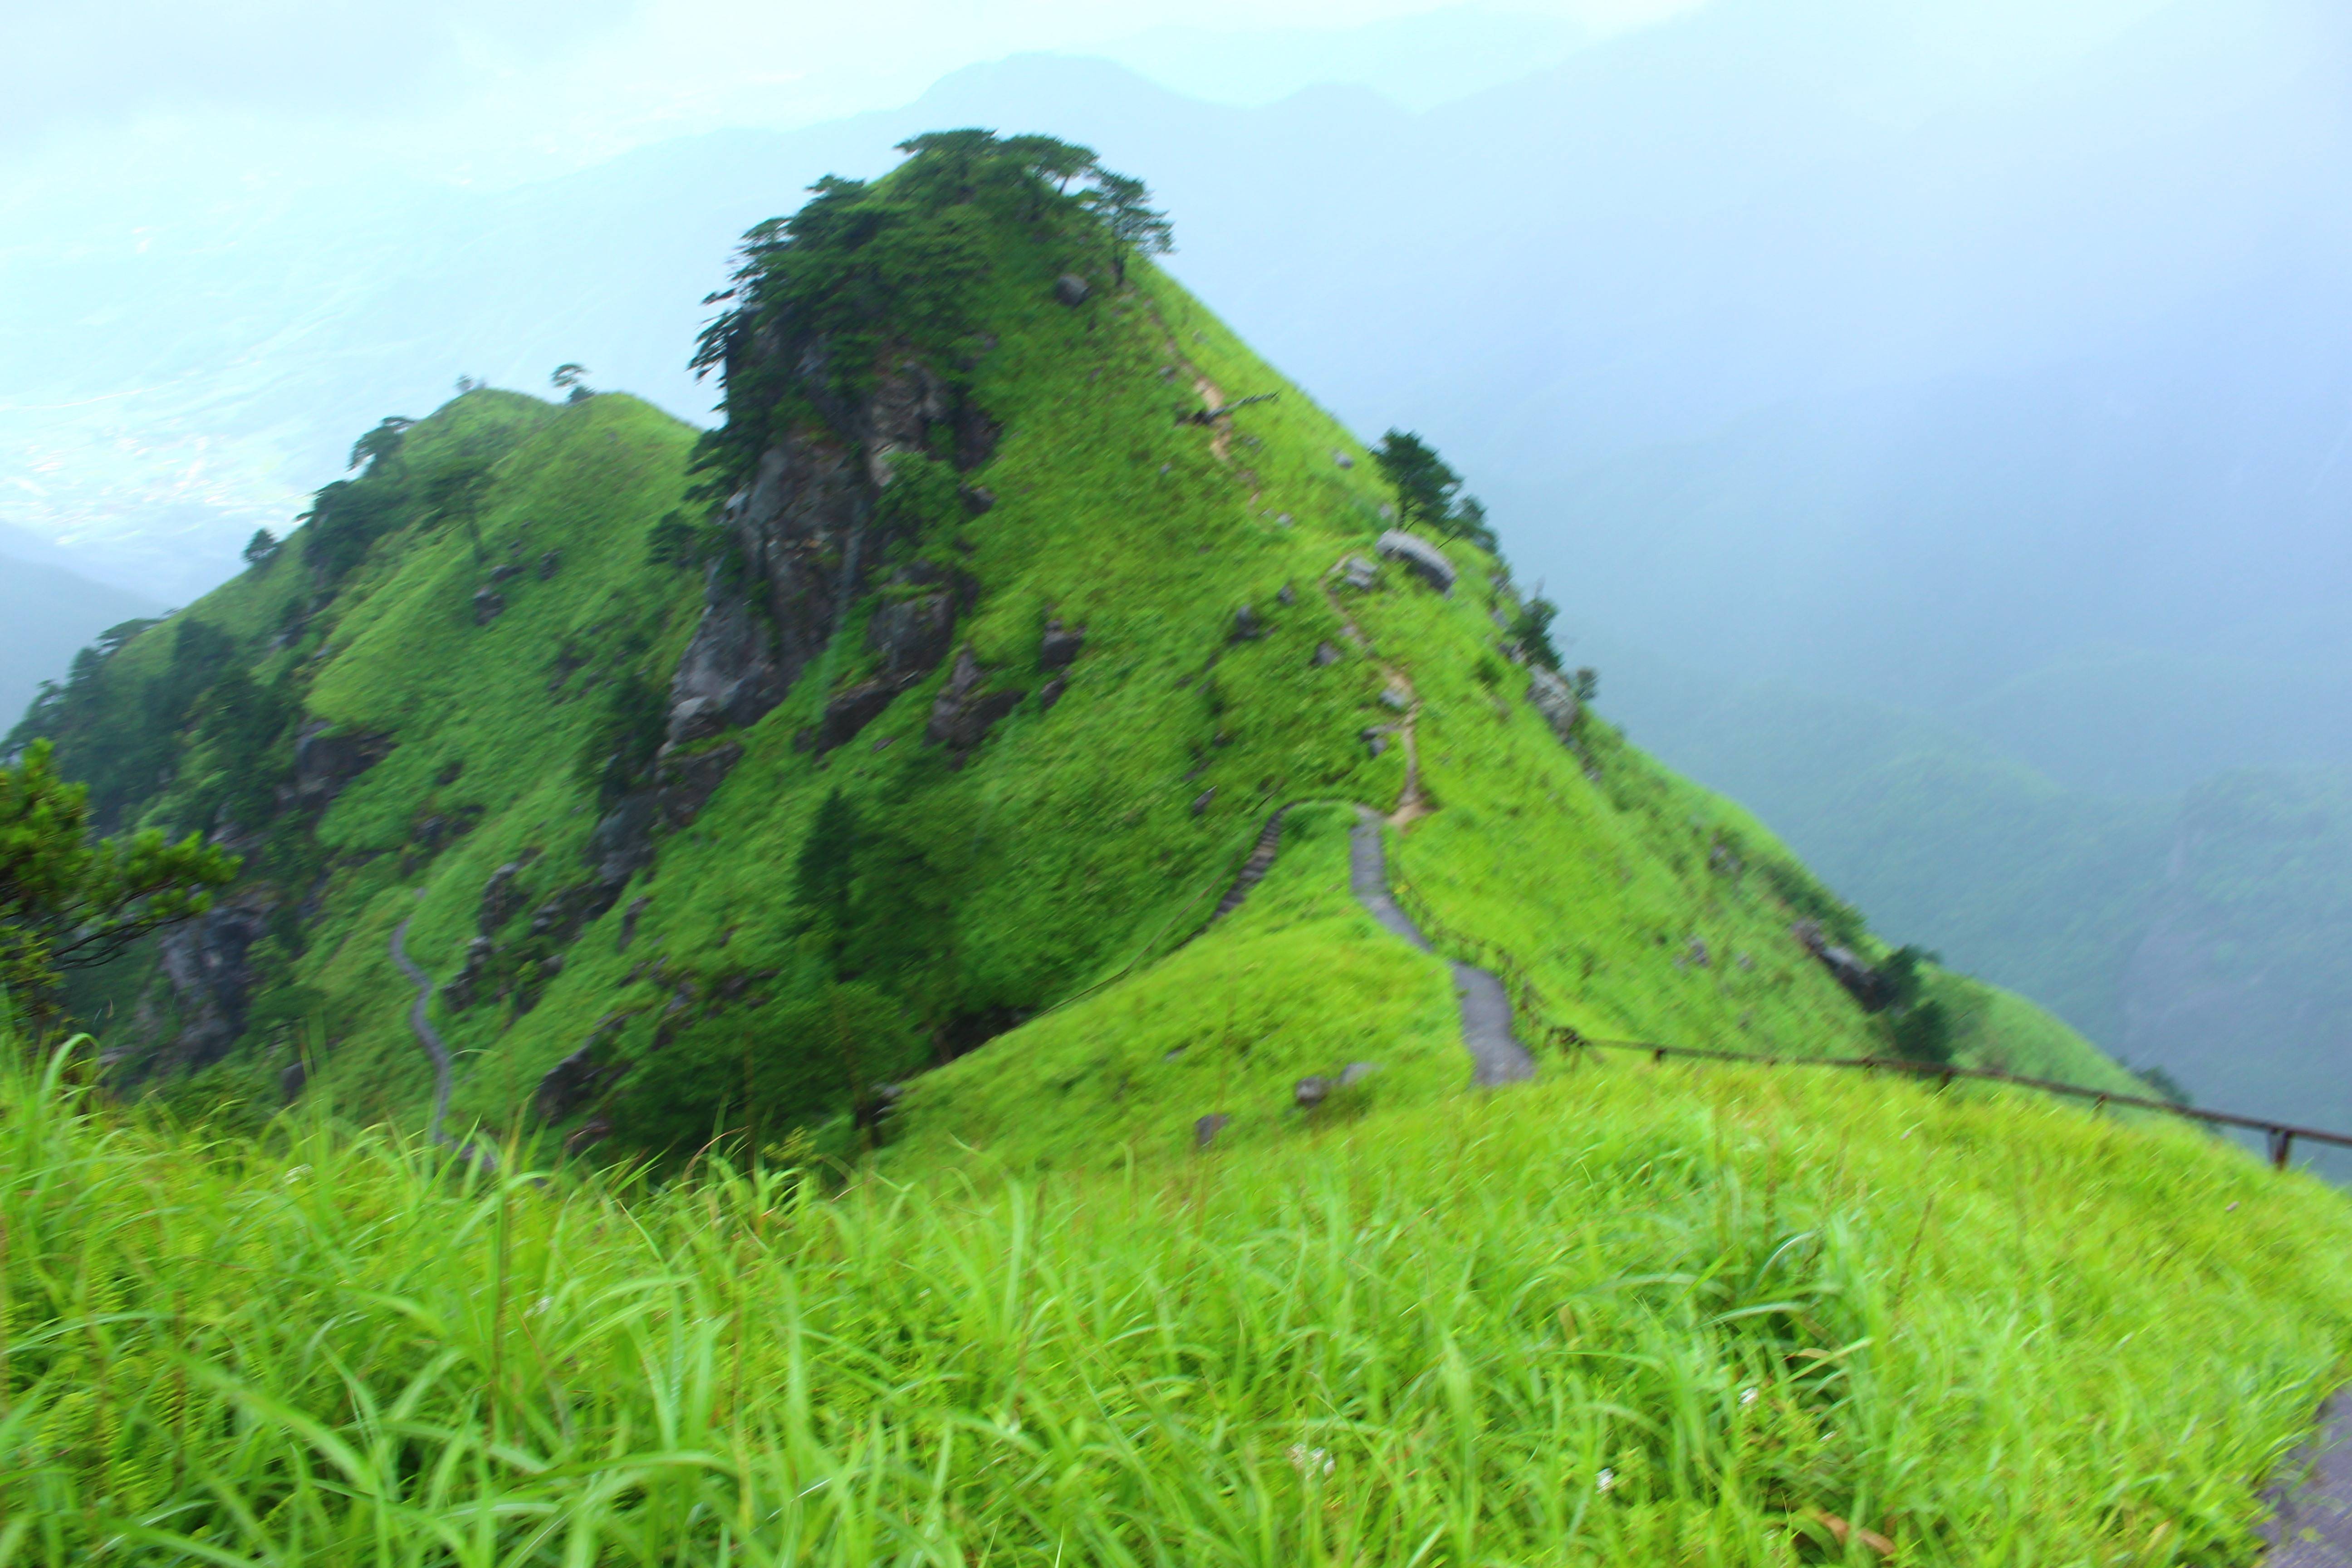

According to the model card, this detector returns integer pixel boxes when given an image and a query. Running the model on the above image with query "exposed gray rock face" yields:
[479,862,531,935]
[1375,530,1455,594]
[529,879,626,948]
[1231,605,1264,642]
[535,1043,615,1122]
[587,794,658,892]
[666,696,726,748]
[617,896,650,952]
[473,588,505,625]
[1277,583,1296,606]
[488,562,523,584]
[655,740,742,827]
[1339,556,1378,591]
[811,681,905,755]
[1054,273,1091,306]
[925,646,1024,753]
[669,352,996,737]
[1526,666,1581,745]
[1294,1076,1331,1108]
[1191,787,1216,815]
[1313,642,1341,667]
[152,895,271,1075]
[867,593,957,679]
[1039,674,1068,711]
[669,589,789,732]
[1793,920,1890,1011]
[289,723,391,813]
[1339,1061,1379,1086]
[1333,451,1355,469]
[1039,619,1085,670]
[444,936,495,1011]
[1194,1113,1230,1148]
[960,484,995,514]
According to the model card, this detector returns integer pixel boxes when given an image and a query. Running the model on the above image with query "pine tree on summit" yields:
[1372,429,1496,548]
[1372,430,1460,532]
[1082,170,1173,284]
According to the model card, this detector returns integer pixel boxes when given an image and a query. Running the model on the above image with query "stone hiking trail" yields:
[1193,800,1535,1088]
[390,912,495,1168]
[2267,1399,2352,1566]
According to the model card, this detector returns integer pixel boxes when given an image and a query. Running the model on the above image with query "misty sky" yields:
[4,0,1692,188]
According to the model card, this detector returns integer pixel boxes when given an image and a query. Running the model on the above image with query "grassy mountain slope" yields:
[10,136,2144,1157]
[9,1035,2351,1564]
[9,132,2352,1566]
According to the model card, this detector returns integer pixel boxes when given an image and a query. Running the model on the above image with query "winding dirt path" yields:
[1200,800,1536,1088]
[1316,554,1429,828]
[389,916,482,1161]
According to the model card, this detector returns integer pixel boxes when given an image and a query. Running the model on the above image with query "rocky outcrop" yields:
[1793,921,1890,1011]
[528,884,603,946]
[926,646,1024,754]
[1375,530,1455,594]
[1338,556,1378,591]
[1039,618,1085,670]
[808,681,905,755]
[668,592,789,734]
[535,1043,617,1123]
[1526,666,1581,744]
[654,740,742,827]
[288,723,391,813]
[617,896,650,952]
[867,593,957,680]
[153,894,273,1074]
[666,353,998,741]
[473,588,505,625]
[443,936,495,1011]
[1054,273,1091,306]
[478,862,532,935]
[586,794,658,892]
[666,696,727,748]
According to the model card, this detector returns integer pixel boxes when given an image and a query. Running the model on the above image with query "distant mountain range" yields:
[0,526,159,730]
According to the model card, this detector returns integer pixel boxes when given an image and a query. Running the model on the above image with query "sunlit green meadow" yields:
[5,1029,2348,1566]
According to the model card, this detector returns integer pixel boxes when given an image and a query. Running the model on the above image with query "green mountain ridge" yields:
[6,134,2141,1155]
[9,130,2352,1566]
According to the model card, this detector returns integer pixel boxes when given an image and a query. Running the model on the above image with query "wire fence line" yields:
[1388,878,2352,1170]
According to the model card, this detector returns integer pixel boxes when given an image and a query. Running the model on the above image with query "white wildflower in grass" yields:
[1595,1468,1617,1494]
[529,1296,554,1317]
[1740,1387,1759,1407]
[1288,1444,1334,1478]
[282,1165,311,1184]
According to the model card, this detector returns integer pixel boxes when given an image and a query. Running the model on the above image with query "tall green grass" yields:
[6,1033,2348,1565]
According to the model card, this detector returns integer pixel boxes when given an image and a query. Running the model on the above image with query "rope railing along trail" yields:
[1388,875,2352,1171]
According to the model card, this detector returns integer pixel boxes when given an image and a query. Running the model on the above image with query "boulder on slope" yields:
[1375,530,1455,594]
